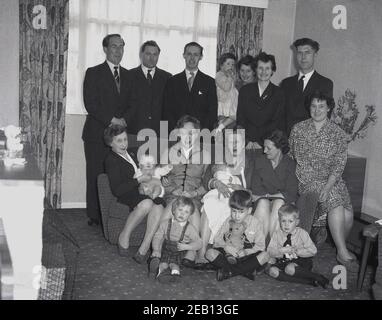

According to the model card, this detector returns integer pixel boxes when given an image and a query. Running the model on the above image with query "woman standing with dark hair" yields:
[289,90,358,272]
[235,55,256,90]
[252,129,298,239]
[236,52,285,150]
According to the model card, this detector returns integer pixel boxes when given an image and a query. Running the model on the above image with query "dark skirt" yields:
[117,189,150,209]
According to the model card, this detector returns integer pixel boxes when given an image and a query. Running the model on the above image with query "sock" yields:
[276,271,314,286]
[171,269,180,275]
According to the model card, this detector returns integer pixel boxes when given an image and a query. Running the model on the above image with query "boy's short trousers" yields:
[273,256,313,270]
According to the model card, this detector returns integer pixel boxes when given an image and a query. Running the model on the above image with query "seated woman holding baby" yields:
[103,124,166,264]
[195,126,256,268]
[157,115,211,268]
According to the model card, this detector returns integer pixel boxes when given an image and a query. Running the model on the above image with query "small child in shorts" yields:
[267,204,329,288]
[205,190,269,281]
[149,197,202,283]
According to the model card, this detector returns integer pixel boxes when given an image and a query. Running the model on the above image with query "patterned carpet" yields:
[58,210,375,300]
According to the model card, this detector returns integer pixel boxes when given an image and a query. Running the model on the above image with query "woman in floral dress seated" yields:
[288,90,358,272]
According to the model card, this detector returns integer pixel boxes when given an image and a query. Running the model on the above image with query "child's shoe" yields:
[216,268,233,281]
[226,254,237,264]
[170,270,181,283]
[242,272,255,281]
[157,268,173,284]
[313,275,330,289]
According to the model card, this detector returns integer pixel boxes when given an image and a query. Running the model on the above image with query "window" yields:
[66,0,219,114]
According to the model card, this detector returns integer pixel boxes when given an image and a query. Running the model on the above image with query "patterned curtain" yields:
[19,0,69,209]
[216,4,264,64]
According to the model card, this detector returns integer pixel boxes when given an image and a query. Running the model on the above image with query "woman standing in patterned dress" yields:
[288,90,358,272]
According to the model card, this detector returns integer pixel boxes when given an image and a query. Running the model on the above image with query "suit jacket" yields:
[162,70,218,132]
[103,148,139,201]
[236,81,285,144]
[281,71,333,135]
[82,61,132,143]
[126,66,171,135]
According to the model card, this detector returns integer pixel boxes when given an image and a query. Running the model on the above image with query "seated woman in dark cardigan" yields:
[252,130,298,240]
[104,124,164,264]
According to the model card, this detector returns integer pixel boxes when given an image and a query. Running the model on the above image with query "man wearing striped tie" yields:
[82,34,131,226]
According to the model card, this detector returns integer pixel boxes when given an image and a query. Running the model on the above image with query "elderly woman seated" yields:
[103,125,165,264]
[251,129,298,241]
[288,90,358,272]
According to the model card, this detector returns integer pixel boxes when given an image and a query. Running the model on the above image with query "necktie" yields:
[283,233,292,247]
[298,75,305,93]
[188,71,195,91]
[147,69,153,85]
[114,66,120,92]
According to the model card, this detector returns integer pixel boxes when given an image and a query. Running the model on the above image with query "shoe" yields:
[315,275,330,289]
[170,273,181,283]
[157,269,173,284]
[336,255,359,273]
[242,272,255,281]
[117,243,132,257]
[148,257,160,278]
[133,250,150,264]
[216,268,233,281]
[181,258,195,269]
[87,218,100,226]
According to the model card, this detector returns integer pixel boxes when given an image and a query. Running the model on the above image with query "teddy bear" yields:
[224,220,247,264]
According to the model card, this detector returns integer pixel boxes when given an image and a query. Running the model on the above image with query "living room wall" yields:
[0,0,19,128]
[293,0,382,218]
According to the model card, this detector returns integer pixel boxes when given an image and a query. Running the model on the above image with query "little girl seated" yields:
[205,190,269,281]
[134,154,172,203]
[149,197,202,283]
[267,204,329,288]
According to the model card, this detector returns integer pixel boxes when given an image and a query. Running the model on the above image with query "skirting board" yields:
[61,202,86,209]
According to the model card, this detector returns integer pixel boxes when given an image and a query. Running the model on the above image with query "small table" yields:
[358,223,382,290]
[0,155,44,299]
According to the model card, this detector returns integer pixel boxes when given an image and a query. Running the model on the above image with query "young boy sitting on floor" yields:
[149,197,202,283]
[267,204,329,288]
[205,190,269,281]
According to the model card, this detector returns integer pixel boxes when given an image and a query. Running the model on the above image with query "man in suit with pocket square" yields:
[162,42,218,133]
[82,34,132,226]
[281,38,333,135]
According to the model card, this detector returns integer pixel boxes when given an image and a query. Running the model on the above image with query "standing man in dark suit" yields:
[126,41,171,136]
[82,34,131,226]
[162,42,218,132]
[281,38,333,135]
